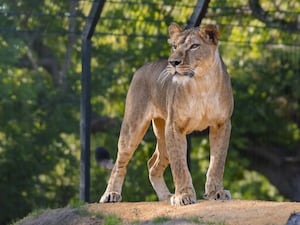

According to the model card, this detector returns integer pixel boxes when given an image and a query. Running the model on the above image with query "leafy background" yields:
[0,0,299,224]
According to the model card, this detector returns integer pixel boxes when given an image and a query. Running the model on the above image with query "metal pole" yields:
[186,0,210,28]
[80,0,106,202]
[80,38,92,202]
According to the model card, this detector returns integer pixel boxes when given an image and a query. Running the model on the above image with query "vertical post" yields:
[186,0,210,28]
[80,39,92,202]
[80,0,106,202]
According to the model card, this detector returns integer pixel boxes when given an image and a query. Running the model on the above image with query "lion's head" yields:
[166,23,220,78]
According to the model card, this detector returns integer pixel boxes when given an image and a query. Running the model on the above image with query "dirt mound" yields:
[16,200,300,225]
[88,200,300,225]
[15,207,104,225]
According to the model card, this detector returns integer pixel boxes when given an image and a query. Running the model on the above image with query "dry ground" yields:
[88,200,300,225]
[16,200,300,225]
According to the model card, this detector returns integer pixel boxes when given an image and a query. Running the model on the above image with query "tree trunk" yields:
[242,145,300,201]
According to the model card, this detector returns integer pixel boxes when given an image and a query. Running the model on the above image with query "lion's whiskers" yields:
[158,68,171,87]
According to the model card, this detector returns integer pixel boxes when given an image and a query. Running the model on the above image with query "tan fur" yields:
[99,23,234,206]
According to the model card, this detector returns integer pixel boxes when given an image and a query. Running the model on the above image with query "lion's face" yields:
[167,23,220,78]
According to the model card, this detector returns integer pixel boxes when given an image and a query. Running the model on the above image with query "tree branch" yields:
[31,39,62,87]
[61,0,79,91]
[249,0,299,33]
[17,38,67,90]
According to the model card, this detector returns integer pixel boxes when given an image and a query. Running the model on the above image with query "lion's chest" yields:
[166,84,225,134]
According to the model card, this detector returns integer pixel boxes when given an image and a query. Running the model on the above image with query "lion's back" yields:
[127,59,168,100]
[123,59,168,116]
[132,59,168,83]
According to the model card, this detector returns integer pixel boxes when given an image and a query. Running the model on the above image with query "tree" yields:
[0,0,82,223]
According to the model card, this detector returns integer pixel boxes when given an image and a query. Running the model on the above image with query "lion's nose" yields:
[169,60,181,67]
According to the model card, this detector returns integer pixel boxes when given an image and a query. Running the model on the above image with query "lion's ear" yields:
[200,24,220,45]
[168,23,182,38]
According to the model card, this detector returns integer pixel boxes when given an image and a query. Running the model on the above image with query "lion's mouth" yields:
[167,65,195,78]
[174,71,194,78]
[185,71,194,77]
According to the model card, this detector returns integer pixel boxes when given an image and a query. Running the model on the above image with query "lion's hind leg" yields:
[148,118,171,201]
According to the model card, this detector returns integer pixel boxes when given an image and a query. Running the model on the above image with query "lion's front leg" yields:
[165,125,196,206]
[204,120,231,200]
[100,118,150,203]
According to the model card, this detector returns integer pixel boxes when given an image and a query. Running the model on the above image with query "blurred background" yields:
[0,0,299,224]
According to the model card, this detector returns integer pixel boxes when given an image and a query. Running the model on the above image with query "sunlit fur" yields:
[100,23,234,206]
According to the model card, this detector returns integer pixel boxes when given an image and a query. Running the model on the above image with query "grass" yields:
[204,221,225,225]
[103,214,122,225]
[68,200,104,218]
[150,216,225,225]
[152,216,172,224]
[70,201,104,219]
[189,216,226,225]
[68,201,87,209]
[190,217,203,223]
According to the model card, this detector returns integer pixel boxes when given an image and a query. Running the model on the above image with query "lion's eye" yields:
[172,45,177,50]
[190,44,200,49]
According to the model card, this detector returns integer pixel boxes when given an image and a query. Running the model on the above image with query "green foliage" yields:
[0,66,79,223]
[68,201,87,209]
[152,217,172,224]
[103,214,122,225]
[205,222,225,225]
[0,0,299,224]
[74,206,103,218]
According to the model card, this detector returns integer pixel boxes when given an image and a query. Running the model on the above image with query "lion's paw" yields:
[204,190,231,200]
[170,194,196,206]
[99,191,122,203]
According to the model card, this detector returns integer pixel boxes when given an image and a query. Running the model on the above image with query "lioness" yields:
[100,23,234,206]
